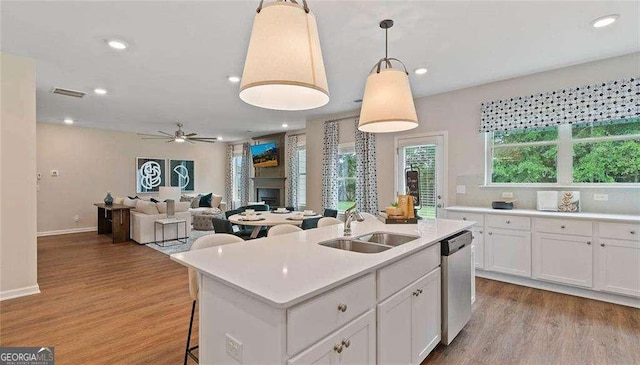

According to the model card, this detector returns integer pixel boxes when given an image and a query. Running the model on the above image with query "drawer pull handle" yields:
[342,339,351,348]
[413,291,418,296]
[334,344,343,353]
[479,230,483,234]
[506,220,511,224]
[337,303,348,312]
[601,243,605,247]
[462,217,467,220]
[472,236,475,240]
[561,225,566,229]
[488,232,493,236]
[631,231,636,235]
[586,241,591,245]
[418,289,423,294]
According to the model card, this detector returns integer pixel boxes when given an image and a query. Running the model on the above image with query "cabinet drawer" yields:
[287,273,375,356]
[377,243,440,301]
[446,212,484,226]
[487,214,530,231]
[534,218,593,237]
[598,222,640,241]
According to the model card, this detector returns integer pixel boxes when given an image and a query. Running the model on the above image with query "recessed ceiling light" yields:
[591,14,619,28]
[107,39,128,50]
[64,118,74,125]
[228,76,241,83]
[282,123,288,128]
[93,88,107,95]
[414,67,428,75]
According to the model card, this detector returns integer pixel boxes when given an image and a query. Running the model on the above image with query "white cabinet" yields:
[377,268,441,365]
[288,310,376,365]
[533,233,593,288]
[471,229,484,269]
[471,244,476,304]
[486,228,532,277]
[598,239,640,298]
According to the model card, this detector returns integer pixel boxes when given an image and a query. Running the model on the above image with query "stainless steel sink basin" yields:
[319,238,391,254]
[354,232,419,247]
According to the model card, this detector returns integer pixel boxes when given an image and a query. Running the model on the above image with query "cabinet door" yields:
[289,310,375,365]
[472,229,484,269]
[486,228,532,277]
[471,245,476,304]
[377,285,412,365]
[598,239,640,298]
[533,233,593,288]
[411,268,441,365]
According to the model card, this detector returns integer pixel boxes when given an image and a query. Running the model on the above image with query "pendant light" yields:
[358,19,418,133]
[239,0,329,111]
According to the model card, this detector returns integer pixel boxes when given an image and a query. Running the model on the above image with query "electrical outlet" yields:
[594,194,609,201]
[502,192,514,199]
[226,334,242,363]
[36,173,42,180]
[456,185,466,194]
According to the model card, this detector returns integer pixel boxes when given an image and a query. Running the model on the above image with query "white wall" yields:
[36,123,227,234]
[1,53,38,299]
[306,53,640,215]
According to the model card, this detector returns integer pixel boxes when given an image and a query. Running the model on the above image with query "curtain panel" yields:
[286,135,299,209]
[224,144,234,208]
[480,77,639,133]
[240,142,252,206]
[322,121,339,210]
[354,118,379,214]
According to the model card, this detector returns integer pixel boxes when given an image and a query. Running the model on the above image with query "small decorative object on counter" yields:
[397,194,415,218]
[491,200,514,210]
[385,201,403,217]
[378,212,418,224]
[166,199,176,218]
[104,192,114,205]
[557,191,580,212]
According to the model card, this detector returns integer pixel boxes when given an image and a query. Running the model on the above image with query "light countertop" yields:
[171,218,473,308]
[446,206,639,223]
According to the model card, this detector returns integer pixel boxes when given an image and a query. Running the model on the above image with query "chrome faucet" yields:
[344,204,364,236]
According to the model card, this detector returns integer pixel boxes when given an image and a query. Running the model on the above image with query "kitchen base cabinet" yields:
[486,228,532,277]
[533,233,593,288]
[289,310,376,365]
[377,268,441,365]
[598,239,640,298]
[471,244,476,304]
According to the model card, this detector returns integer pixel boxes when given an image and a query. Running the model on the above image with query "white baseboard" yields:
[476,270,640,309]
[0,284,40,301]
[37,226,97,237]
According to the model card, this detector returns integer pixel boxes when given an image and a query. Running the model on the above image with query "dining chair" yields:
[185,234,244,365]
[323,208,338,218]
[317,217,343,227]
[359,212,378,221]
[212,217,253,239]
[267,224,303,237]
[300,217,322,230]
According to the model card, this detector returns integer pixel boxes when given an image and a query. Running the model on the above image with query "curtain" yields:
[480,76,639,133]
[286,135,299,209]
[322,121,339,210]
[240,142,252,206]
[354,118,378,214]
[224,144,234,208]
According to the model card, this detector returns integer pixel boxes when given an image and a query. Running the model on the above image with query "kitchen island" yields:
[171,218,474,364]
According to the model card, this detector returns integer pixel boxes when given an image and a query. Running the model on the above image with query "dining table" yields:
[228,211,322,239]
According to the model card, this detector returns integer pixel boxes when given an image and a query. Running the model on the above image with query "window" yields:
[337,144,356,212]
[232,155,243,202]
[297,146,306,206]
[486,117,640,185]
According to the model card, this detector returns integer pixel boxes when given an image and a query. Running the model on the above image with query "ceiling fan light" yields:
[175,137,185,143]
[358,69,418,133]
[239,1,329,111]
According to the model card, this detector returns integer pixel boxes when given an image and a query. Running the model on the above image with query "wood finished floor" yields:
[0,232,638,365]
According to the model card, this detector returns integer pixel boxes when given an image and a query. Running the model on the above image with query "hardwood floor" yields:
[1,232,638,365]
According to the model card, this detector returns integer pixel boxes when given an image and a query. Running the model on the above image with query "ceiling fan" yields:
[138,123,217,144]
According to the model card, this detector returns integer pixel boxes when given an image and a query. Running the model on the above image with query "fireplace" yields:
[252,177,286,208]
[257,188,280,207]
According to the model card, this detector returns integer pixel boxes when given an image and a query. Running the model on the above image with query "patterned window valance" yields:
[480,77,639,133]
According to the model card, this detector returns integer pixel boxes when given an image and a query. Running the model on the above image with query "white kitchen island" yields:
[171,218,474,365]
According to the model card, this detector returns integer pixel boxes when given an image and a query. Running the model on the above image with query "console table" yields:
[94,203,131,243]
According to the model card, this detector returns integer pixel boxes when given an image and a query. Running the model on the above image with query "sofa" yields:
[120,198,192,244]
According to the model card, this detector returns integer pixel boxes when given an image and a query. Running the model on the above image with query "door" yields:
[486,229,532,277]
[411,268,441,365]
[598,239,640,298]
[396,135,445,218]
[533,233,593,288]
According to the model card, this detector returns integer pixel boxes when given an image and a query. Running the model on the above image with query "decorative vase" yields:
[104,192,114,205]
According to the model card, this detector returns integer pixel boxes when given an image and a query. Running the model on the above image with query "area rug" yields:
[146,230,213,255]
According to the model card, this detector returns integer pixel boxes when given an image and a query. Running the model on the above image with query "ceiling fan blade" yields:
[138,133,168,137]
[166,139,174,143]
[190,137,217,140]
[141,137,171,140]
[186,139,196,144]
[185,133,198,137]
[190,139,216,144]
[158,131,174,136]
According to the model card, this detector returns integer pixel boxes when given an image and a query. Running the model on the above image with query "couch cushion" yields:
[190,196,202,209]
[156,202,167,214]
[211,194,223,208]
[176,202,191,212]
[136,200,160,215]
[199,193,213,207]
[123,197,138,207]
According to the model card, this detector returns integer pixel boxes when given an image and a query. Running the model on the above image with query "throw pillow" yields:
[127,195,139,200]
[150,197,164,203]
[123,197,138,207]
[190,196,202,209]
[156,202,167,214]
[175,202,190,212]
[199,193,213,208]
[136,200,160,215]
[211,194,223,208]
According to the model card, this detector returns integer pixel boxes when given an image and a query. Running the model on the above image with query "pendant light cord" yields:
[257,0,309,13]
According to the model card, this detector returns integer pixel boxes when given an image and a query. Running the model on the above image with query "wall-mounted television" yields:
[251,142,279,168]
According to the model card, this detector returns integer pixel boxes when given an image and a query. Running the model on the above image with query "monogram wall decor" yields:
[136,157,166,193]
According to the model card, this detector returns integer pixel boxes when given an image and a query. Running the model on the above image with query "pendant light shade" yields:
[240,1,329,111]
[358,20,418,133]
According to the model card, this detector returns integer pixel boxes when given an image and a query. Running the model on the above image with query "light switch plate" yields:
[226,334,242,363]
[456,185,466,194]
[594,194,609,201]
[50,170,59,177]
[502,192,514,199]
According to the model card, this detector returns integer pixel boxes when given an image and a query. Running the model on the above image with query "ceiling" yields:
[1,1,638,141]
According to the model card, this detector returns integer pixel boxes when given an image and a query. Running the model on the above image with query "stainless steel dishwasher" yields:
[441,230,473,345]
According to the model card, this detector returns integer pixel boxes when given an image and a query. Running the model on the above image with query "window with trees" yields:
[487,117,640,185]
[337,144,356,212]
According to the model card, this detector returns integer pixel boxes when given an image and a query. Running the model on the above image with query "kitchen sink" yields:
[318,238,391,254]
[354,232,419,247]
